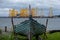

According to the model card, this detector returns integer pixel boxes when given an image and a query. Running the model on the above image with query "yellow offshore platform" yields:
[9,8,36,17]
[9,9,18,17]
[20,8,36,17]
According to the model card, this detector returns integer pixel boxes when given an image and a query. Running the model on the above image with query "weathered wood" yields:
[5,26,7,32]
[44,19,48,38]
[27,4,32,40]
[11,17,18,40]
[46,19,48,29]
[36,35,39,40]
[11,17,15,34]
[27,31,32,40]
[36,35,42,40]
[0,29,2,34]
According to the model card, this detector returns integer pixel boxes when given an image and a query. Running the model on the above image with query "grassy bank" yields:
[46,32,60,40]
[0,32,60,40]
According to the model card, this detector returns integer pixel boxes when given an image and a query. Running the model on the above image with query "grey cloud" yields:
[0,0,60,16]
[0,0,60,9]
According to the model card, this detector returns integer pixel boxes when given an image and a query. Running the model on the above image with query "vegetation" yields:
[46,32,60,40]
[0,32,60,40]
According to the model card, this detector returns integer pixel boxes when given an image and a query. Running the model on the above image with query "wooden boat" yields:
[11,5,48,40]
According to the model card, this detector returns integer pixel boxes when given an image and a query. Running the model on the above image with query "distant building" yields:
[40,8,44,16]
[49,7,53,17]
[9,9,18,17]
[36,8,44,16]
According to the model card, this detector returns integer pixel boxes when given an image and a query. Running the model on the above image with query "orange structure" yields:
[20,9,29,17]
[9,8,36,17]
[20,8,36,17]
[9,9,18,17]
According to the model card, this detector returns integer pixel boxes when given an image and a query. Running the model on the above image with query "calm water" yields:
[0,18,60,31]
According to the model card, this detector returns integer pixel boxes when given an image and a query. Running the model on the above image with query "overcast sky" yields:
[0,0,60,16]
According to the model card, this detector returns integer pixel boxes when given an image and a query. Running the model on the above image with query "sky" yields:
[0,0,60,16]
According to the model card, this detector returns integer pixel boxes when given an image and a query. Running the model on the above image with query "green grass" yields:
[46,32,60,40]
[0,32,60,40]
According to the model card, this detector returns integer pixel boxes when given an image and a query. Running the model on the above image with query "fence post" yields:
[44,19,48,38]
[5,26,7,32]
[0,29,2,34]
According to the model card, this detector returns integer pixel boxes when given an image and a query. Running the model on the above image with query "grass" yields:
[46,32,60,40]
[0,32,60,40]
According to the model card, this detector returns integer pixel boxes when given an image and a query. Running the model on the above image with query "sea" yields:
[0,18,60,31]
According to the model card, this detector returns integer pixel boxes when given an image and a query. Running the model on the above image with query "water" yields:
[0,18,60,31]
